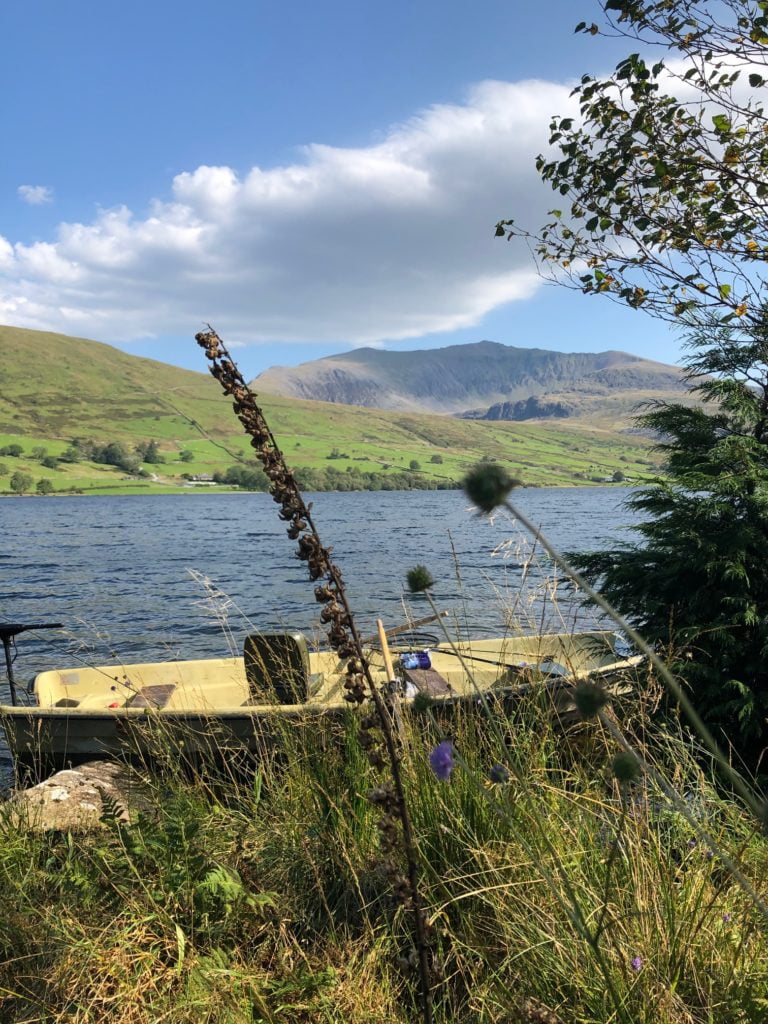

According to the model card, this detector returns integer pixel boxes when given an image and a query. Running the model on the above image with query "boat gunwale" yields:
[0,652,644,720]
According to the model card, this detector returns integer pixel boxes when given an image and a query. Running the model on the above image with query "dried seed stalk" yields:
[195,327,433,1023]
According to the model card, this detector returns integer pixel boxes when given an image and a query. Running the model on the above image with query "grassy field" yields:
[0,325,660,495]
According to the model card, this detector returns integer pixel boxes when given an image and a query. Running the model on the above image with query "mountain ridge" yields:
[252,339,688,421]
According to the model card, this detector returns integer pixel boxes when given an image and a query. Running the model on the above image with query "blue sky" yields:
[0,0,681,379]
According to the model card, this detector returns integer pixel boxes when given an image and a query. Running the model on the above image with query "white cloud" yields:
[1,79,576,345]
[0,236,13,269]
[17,184,54,205]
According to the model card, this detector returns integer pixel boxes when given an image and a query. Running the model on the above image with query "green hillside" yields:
[0,325,659,495]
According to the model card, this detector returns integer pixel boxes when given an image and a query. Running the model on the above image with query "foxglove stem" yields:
[195,327,433,1024]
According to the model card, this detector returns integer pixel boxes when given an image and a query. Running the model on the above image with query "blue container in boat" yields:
[400,650,431,670]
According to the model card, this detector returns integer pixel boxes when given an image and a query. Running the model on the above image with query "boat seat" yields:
[402,667,452,696]
[244,632,315,704]
[125,684,177,709]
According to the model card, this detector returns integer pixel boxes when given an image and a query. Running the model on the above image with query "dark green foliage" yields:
[135,439,165,464]
[57,436,148,474]
[101,794,275,946]
[9,471,33,494]
[411,692,434,713]
[292,465,455,493]
[83,439,141,473]
[101,443,139,473]
[500,1,768,768]
[573,320,768,763]
[214,463,270,491]
[59,445,82,463]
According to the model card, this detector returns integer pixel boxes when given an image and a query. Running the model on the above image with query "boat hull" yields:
[0,703,351,768]
[0,630,642,768]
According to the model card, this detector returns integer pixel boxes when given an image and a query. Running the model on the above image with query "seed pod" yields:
[574,680,609,719]
[612,750,641,784]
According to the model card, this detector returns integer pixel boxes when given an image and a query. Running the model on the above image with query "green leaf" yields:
[712,114,732,133]
[174,924,186,972]
[749,73,765,88]
[718,284,732,299]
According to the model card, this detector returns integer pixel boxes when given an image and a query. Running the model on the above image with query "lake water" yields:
[0,487,641,769]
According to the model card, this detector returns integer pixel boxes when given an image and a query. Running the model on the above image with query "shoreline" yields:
[0,480,632,498]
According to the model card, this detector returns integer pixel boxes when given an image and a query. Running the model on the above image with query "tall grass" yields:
[1,666,766,1022]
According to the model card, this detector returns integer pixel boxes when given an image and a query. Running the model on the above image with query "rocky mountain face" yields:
[252,340,688,420]
[461,397,574,421]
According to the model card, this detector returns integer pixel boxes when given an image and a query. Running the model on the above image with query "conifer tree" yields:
[574,316,768,757]
[498,1,768,760]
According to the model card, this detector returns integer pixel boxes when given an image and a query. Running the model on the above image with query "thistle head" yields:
[463,463,520,513]
[612,750,641,784]
[406,565,435,593]
[573,680,609,719]
[488,763,511,785]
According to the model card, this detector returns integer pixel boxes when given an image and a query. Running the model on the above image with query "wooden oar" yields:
[377,618,397,681]
[376,618,406,741]
[360,610,449,646]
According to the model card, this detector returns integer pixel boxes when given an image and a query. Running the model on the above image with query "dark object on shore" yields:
[0,622,62,705]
